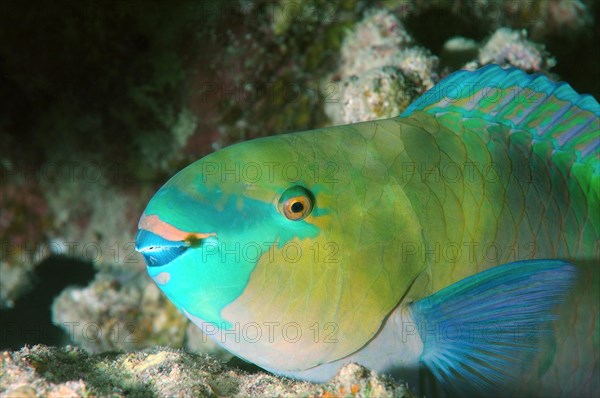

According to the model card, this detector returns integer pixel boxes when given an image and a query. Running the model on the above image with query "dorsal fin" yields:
[401,64,600,168]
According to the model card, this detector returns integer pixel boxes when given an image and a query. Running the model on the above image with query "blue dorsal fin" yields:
[401,65,600,167]
[409,260,577,396]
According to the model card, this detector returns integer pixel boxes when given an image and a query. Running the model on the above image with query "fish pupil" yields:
[291,201,304,213]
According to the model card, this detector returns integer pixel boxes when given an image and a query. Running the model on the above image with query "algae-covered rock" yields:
[315,362,414,398]
[469,27,556,72]
[337,8,414,78]
[0,345,416,397]
[51,269,188,353]
[326,66,418,124]
[325,8,438,125]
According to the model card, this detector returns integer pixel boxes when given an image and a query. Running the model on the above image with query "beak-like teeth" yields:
[135,229,189,267]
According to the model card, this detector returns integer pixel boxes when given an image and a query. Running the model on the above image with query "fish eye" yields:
[278,186,314,221]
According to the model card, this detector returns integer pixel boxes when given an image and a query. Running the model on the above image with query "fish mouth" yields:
[135,214,216,267]
[135,229,218,267]
[135,229,191,267]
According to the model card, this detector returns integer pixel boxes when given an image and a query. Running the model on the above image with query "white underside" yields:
[265,304,424,385]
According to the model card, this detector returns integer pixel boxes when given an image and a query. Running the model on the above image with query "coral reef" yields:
[323,6,559,126]
[327,66,418,124]
[337,8,414,77]
[466,27,556,72]
[314,363,414,398]
[0,345,415,398]
[325,9,437,125]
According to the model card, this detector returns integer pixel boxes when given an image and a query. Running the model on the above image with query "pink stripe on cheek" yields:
[138,214,216,242]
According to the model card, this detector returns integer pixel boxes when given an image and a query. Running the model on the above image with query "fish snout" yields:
[135,214,217,267]
[135,229,190,267]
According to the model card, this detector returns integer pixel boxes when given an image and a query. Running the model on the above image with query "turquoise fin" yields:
[409,260,577,396]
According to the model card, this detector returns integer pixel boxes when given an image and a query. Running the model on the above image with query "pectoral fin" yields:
[409,260,576,395]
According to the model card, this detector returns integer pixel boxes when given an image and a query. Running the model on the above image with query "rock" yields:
[51,268,189,353]
[315,363,414,398]
[325,8,438,125]
[472,28,556,73]
[0,345,416,398]
[325,66,418,124]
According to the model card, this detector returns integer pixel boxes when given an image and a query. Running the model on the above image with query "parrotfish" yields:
[135,65,599,397]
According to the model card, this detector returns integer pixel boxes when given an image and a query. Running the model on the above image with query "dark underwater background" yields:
[1,0,599,396]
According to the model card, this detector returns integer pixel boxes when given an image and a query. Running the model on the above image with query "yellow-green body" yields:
[172,112,598,395]
[218,112,598,395]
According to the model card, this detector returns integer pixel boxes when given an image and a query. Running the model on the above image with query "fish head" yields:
[135,125,425,372]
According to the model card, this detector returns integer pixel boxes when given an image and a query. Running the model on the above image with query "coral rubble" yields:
[0,345,414,398]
